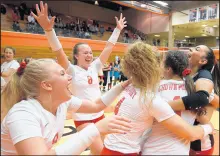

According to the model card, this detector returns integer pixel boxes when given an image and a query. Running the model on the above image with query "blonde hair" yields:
[1,59,55,122]
[121,41,161,107]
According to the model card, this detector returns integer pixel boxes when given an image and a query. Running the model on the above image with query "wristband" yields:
[44,29,62,51]
[200,124,213,138]
[55,123,100,155]
[101,83,123,106]
[108,28,121,45]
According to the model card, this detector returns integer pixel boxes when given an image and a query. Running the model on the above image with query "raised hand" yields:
[31,1,55,31]
[115,13,127,31]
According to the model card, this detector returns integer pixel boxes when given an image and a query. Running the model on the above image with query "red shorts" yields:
[74,114,105,128]
[189,146,214,155]
[101,146,139,155]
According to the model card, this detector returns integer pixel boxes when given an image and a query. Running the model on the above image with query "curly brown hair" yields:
[121,41,161,104]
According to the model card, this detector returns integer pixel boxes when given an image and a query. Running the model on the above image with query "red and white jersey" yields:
[141,79,197,155]
[104,85,175,153]
[1,60,19,83]
[1,97,82,155]
[66,58,104,121]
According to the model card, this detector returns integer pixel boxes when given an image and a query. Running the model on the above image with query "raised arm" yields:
[99,13,127,64]
[31,1,69,69]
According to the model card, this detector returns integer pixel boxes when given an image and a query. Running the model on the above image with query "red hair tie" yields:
[17,62,27,76]
[182,68,191,77]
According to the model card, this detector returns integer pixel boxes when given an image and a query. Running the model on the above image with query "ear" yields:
[74,54,79,60]
[199,58,208,66]
[41,81,52,91]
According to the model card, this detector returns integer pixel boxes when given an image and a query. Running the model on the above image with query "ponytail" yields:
[1,73,25,122]
[212,60,220,95]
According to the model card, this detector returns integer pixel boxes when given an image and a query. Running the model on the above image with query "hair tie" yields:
[17,62,27,76]
[182,68,191,77]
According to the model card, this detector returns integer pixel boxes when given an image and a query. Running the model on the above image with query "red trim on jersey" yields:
[74,114,105,128]
[101,146,139,155]
[189,146,214,155]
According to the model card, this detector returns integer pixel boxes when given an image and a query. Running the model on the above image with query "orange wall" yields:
[1,31,219,59]
[1,31,128,53]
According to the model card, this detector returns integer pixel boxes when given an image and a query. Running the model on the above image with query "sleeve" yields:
[149,95,175,122]
[10,61,20,70]
[91,58,103,73]
[6,110,42,145]
[196,70,213,83]
[66,96,83,112]
[66,61,75,77]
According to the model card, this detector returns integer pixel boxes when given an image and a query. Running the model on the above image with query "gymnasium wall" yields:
[123,9,169,34]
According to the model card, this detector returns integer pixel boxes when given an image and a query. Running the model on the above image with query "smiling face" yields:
[74,44,93,70]
[41,62,73,104]
[188,45,209,69]
[4,48,15,62]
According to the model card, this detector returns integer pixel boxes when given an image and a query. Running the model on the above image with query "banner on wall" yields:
[207,4,218,19]
[198,6,208,21]
[189,8,198,22]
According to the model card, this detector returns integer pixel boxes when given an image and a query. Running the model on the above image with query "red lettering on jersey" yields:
[52,133,59,144]
[173,96,181,116]
[125,86,137,99]
[114,97,125,115]
[87,76,93,84]
[169,84,173,90]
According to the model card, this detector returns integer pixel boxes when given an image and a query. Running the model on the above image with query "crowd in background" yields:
[1,2,145,43]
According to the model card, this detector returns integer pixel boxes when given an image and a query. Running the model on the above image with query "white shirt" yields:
[1,60,19,83]
[66,58,104,121]
[104,85,175,153]
[27,15,35,23]
[1,97,82,155]
[141,80,197,155]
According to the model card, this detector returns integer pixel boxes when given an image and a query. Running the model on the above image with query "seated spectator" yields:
[84,31,91,39]
[18,4,25,20]
[1,47,20,87]
[28,12,36,25]
[11,6,20,22]
[99,25,105,37]
[1,4,7,15]
[94,25,99,35]
[12,21,22,32]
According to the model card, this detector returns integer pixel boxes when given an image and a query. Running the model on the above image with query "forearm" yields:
[99,28,121,64]
[54,124,100,155]
[77,83,124,113]
[210,94,219,109]
[196,105,214,124]
[44,29,69,69]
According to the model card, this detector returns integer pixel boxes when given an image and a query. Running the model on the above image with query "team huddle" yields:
[1,1,219,155]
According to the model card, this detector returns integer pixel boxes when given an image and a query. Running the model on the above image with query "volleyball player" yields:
[100,42,214,155]
[1,59,132,155]
[31,1,127,154]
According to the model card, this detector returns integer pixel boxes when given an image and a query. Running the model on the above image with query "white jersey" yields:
[66,58,104,121]
[1,60,19,83]
[104,85,175,153]
[141,80,197,155]
[1,97,82,155]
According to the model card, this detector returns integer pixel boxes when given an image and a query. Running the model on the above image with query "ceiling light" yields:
[95,1,99,5]
[183,39,186,41]
[154,35,160,37]
[185,36,190,38]
[202,25,207,27]
[140,4,147,8]
[213,25,218,27]
[153,1,168,6]
[202,34,207,36]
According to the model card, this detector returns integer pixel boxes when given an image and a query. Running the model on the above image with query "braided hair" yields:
[165,51,206,116]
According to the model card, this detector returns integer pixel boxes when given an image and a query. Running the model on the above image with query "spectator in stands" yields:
[28,12,36,24]
[1,47,20,86]
[108,62,114,90]
[123,30,129,43]
[18,4,25,20]
[1,4,7,15]
[84,31,91,39]
[99,25,105,37]
[113,61,120,86]
[12,21,22,32]
[11,6,20,22]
